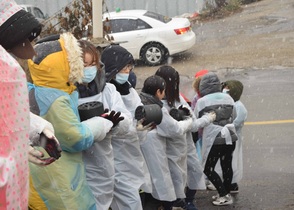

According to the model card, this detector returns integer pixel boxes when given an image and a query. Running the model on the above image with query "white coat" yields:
[111,87,151,210]
[232,100,247,183]
[78,83,132,210]
[177,96,210,191]
[140,107,178,201]
[159,97,193,198]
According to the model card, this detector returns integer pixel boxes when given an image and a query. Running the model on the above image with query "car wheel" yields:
[141,43,167,66]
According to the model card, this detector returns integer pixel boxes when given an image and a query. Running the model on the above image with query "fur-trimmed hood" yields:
[28,33,84,94]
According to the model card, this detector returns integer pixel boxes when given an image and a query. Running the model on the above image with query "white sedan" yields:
[103,10,196,66]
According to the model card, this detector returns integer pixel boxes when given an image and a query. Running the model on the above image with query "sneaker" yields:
[172,199,186,210]
[186,202,198,210]
[211,194,219,200]
[172,207,186,210]
[212,194,233,206]
[206,181,217,191]
[230,183,239,194]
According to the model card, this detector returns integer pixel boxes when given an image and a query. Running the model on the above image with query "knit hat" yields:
[101,45,134,82]
[28,33,84,94]
[192,69,209,96]
[0,0,42,50]
[223,80,243,102]
[194,69,209,78]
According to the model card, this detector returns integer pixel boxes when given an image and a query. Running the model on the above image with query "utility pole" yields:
[92,0,103,38]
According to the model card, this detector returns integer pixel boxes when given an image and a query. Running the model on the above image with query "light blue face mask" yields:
[115,73,129,84]
[82,66,97,83]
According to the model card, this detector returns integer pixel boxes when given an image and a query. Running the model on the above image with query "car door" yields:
[108,18,151,59]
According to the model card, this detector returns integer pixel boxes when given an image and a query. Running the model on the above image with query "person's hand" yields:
[101,109,124,127]
[178,105,191,117]
[40,129,62,160]
[136,119,155,131]
[206,111,216,122]
[28,146,56,166]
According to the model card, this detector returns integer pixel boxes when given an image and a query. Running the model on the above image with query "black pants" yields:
[204,142,236,197]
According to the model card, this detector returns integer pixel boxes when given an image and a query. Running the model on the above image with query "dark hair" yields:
[155,65,180,107]
[142,75,166,96]
[78,40,101,72]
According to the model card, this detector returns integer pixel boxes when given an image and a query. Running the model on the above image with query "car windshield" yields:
[143,11,171,23]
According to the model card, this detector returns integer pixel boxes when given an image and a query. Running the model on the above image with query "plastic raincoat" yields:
[78,82,132,209]
[27,33,112,210]
[110,87,151,210]
[231,100,247,183]
[0,45,30,210]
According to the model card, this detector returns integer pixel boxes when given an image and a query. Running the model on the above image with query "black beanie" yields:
[0,9,42,50]
[101,45,134,82]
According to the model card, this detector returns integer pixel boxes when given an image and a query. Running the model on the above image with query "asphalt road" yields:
[138,0,294,209]
[193,68,294,210]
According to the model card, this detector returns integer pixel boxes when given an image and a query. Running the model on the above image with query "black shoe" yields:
[186,202,198,210]
[230,183,239,193]
[172,199,187,210]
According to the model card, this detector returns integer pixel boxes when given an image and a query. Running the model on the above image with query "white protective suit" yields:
[160,95,211,198]
[231,100,247,183]
[111,87,151,210]
[159,96,193,198]
[140,107,179,201]
[78,83,132,210]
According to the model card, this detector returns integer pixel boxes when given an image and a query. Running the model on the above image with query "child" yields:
[139,75,177,209]
[195,72,238,206]
[222,80,248,193]
[155,66,215,210]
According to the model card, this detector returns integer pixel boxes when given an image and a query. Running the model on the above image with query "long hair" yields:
[78,40,101,72]
[155,65,180,107]
[142,75,166,96]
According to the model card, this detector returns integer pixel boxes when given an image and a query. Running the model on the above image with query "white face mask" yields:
[115,73,129,84]
[222,88,230,94]
[82,66,97,83]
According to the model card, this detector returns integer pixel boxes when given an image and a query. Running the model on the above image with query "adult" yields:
[0,0,60,209]
[27,33,113,209]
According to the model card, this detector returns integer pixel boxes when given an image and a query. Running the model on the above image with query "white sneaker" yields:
[212,194,233,206]
[206,181,217,191]
[212,194,219,200]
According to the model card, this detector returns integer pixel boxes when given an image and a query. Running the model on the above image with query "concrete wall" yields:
[15,0,208,18]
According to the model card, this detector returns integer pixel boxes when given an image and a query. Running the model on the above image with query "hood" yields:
[199,72,221,97]
[101,45,134,82]
[223,80,243,102]
[28,33,84,94]
[0,0,42,50]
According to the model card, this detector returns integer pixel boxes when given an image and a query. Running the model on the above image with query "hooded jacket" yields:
[195,72,238,165]
[101,45,134,82]
[101,45,134,95]
[27,33,112,210]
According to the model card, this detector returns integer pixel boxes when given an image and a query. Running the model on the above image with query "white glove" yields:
[206,111,216,122]
[136,119,154,131]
